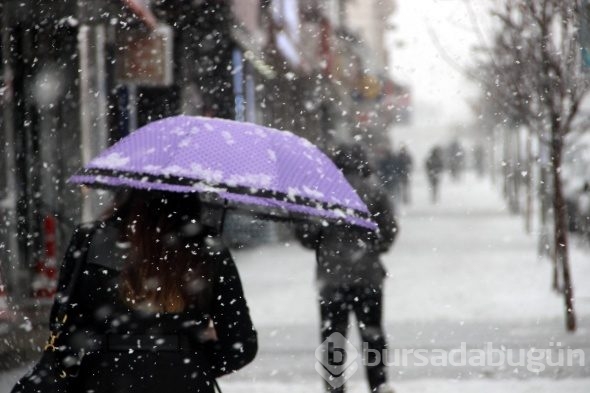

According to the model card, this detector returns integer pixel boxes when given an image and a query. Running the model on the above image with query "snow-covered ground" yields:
[219,379,590,393]
[237,174,590,327]
[218,171,590,392]
[2,172,589,392]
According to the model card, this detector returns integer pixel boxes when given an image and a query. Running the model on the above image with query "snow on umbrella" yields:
[69,115,377,230]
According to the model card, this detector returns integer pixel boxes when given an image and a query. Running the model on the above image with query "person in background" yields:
[296,144,399,393]
[377,149,399,198]
[396,146,414,205]
[473,143,486,177]
[426,146,445,204]
[447,139,465,181]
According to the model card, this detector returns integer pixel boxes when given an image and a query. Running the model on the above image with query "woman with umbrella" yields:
[13,115,377,393]
[12,188,258,393]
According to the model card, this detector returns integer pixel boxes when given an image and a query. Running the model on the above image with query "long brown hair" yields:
[105,189,215,313]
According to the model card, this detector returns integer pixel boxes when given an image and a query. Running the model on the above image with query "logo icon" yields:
[315,332,359,388]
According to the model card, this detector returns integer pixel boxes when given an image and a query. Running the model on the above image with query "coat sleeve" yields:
[372,191,398,253]
[48,223,93,328]
[42,223,97,378]
[11,228,85,393]
[207,249,258,377]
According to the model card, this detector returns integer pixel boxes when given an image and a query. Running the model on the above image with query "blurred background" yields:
[0,0,589,391]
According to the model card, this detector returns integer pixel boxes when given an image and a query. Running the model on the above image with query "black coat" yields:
[47,221,257,393]
[296,174,398,289]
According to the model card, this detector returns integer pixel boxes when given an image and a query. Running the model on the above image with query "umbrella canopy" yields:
[69,115,376,230]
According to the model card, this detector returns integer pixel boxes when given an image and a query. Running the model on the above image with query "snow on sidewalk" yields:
[384,173,590,324]
[235,172,590,329]
[1,365,587,393]
[219,378,590,393]
[223,172,590,390]
[2,174,589,392]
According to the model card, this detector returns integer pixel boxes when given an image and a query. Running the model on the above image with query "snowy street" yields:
[220,171,590,392]
[1,171,589,392]
[3,1,590,392]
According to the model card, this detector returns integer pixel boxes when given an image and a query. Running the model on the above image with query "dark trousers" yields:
[319,285,387,393]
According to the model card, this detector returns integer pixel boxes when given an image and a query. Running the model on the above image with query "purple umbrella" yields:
[69,115,376,230]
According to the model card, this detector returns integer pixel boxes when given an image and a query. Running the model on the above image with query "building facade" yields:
[0,0,398,306]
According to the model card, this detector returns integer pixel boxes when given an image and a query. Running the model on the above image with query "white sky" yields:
[387,0,495,130]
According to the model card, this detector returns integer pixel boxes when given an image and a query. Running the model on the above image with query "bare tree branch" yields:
[474,0,587,331]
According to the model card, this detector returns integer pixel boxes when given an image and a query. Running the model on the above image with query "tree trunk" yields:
[550,135,576,331]
[503,128,520,213]
[537,141,558,288]
[491,129,497,186]
[513,129,522,213]
[502,128,510,201]
[525,129,533,234]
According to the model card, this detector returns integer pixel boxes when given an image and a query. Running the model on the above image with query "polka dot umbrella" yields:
[69,115,376,230]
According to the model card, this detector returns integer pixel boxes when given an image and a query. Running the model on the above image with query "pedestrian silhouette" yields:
[296,144,398,393]
[397,146,414,204]
[447,139,465,181]
[377,149,398,196]
[473,143,486,177]
[426,146,444,203]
